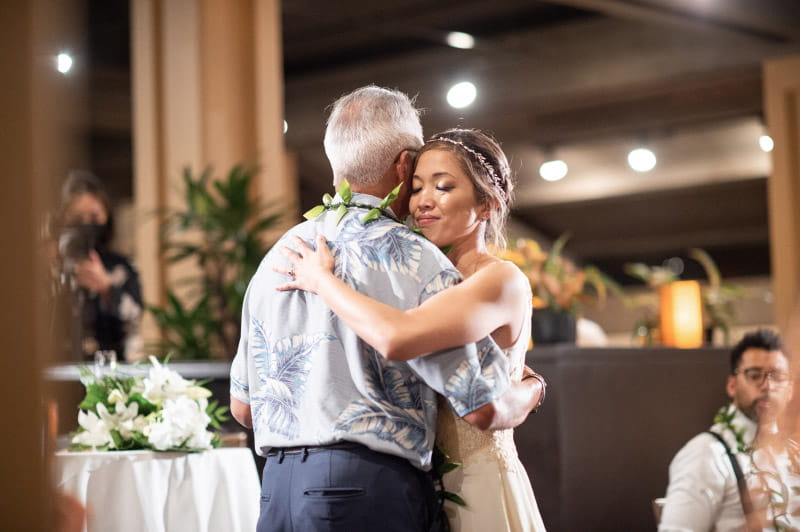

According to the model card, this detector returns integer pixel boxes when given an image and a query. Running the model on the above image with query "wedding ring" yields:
[288,267,295,279]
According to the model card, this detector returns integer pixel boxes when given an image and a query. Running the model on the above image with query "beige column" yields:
[132,0,294,342]
[253,0,297,237]
[763,55,800,329]
[0,0,89,527]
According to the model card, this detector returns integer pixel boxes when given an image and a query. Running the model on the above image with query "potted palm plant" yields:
[147,165,282,359]
[624,248,744,346]
[688,248,745,346]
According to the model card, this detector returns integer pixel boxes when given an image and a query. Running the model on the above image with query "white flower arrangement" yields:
[70,356,228,452]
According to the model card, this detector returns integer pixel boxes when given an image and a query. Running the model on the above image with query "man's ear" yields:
[726,375,736,400]
[393,150,415,185]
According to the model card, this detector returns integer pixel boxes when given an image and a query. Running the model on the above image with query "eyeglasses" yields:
[736,367,791,386]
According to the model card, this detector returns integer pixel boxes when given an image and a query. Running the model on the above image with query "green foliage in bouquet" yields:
[432,444,466,532]
[70,357,229,452]
[147,165,282,359]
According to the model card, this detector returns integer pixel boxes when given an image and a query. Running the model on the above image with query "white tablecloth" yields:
[55,448,260,532]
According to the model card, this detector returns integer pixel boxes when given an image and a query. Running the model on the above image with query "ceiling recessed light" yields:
[56,52,73,74]
[628,148,657,172]
[446,31,475,49]
[539,160,568,181]
[759,135,773,152]
[447,81,477,109]
[283,120,288,134]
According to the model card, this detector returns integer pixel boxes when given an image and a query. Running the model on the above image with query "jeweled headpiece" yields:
[430,136,506,199]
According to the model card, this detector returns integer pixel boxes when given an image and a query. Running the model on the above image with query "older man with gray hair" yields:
[230,86,542,532]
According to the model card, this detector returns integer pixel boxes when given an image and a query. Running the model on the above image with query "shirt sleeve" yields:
[658,434,733,532]
[404,268,512,417]
[229,281,252,404]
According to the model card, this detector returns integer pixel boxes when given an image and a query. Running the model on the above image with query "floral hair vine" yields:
[431,136,506,199]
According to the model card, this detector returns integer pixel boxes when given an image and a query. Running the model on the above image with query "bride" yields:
[277,128,546,532]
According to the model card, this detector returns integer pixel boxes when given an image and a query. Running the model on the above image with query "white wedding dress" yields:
[436,300,546,531]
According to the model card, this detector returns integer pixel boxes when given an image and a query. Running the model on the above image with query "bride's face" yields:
[409,149,488,247]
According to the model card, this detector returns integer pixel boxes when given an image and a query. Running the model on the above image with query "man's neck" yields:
[349,182,394,199]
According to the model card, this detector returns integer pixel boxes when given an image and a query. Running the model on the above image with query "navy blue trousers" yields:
[257,444,438,532]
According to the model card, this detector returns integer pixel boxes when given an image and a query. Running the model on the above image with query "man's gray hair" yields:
[324,86,423,187]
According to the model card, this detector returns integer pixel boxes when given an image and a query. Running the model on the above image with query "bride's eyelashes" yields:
[409,182,456,195]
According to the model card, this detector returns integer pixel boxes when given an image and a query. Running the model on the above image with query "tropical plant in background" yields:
[624,248,745,345]
[623,262,680,289]
[147,165,282,359]
[623,260,681,345]
[493,233,625,313]
[688,248,745,346]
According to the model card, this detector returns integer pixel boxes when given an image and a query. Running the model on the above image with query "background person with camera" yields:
[54,170,143,362]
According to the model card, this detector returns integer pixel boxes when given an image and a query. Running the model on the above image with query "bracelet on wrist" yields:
[522,372,547,413]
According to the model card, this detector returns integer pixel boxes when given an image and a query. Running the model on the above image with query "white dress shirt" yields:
[658,406,756,532]
[659,405,800,532]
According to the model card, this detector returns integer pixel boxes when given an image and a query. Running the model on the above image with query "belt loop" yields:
[278,449,286,464]
[301,447,309,463]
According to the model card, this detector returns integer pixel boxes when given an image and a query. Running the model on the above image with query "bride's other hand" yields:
[274,235,335,293]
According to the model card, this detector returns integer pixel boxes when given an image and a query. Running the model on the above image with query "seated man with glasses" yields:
[659,329,798,532]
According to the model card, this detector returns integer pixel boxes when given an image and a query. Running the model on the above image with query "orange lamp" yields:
[659,280,703,348]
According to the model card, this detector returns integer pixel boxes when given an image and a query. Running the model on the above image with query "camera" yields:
[57,224,98,272]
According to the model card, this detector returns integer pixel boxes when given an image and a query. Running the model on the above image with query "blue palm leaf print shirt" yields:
[230,192,511,470]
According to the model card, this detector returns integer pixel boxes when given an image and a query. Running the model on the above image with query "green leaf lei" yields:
[713,404,750,453]
[303,178,406,226]
[302,179,454,255]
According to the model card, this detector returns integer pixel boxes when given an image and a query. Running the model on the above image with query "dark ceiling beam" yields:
[540,0,800,42]
[513,177,769,258]
[411,67,763,146]
[524,68,763,144]
[282,1,590,74]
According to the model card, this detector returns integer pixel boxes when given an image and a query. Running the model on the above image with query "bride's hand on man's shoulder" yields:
[273,235,335,293]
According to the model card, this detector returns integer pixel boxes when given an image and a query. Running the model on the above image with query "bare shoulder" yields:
[470,257,531,296]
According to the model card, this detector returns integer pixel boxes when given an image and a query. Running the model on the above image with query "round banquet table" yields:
[54,447,260,532]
